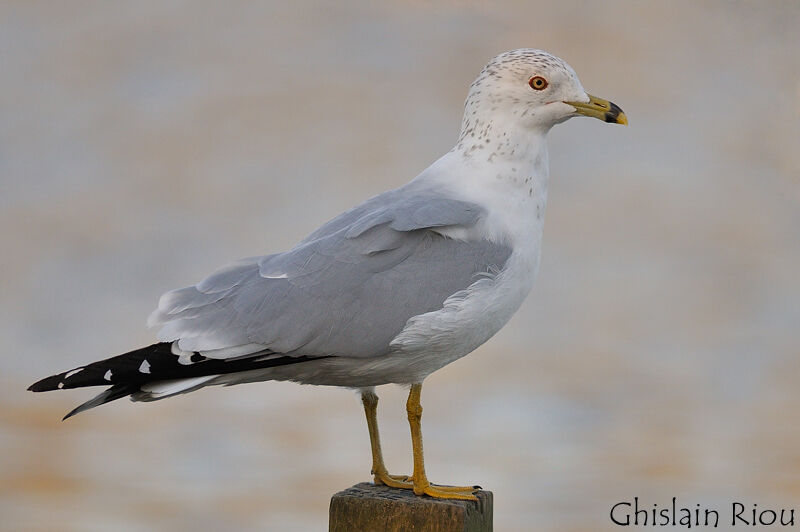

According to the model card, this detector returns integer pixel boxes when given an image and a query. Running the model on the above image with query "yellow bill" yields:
[565,94,627,125]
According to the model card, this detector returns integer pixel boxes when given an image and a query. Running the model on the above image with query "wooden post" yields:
[329,483,493,532]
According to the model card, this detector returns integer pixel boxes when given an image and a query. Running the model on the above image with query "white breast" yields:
[380,145,550,383]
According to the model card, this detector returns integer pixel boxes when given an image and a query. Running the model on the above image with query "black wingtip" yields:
[60,383,139,421]
[62,407,80,421]
[28,374,63,392]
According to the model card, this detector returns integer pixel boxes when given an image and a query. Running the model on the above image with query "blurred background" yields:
[1,1,798,530]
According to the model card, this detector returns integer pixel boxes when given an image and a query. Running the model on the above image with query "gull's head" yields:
[462,49,627,135]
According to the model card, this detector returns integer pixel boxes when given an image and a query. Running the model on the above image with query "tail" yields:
[29,343,326,420]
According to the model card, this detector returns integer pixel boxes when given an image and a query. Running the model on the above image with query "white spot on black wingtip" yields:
[57,382,64,389]
[139,360,151,374]
[104,370,112,381]
[172,342,201,365]
[64,368,84,379]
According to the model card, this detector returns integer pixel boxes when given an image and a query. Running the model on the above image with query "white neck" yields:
[414,121,551,246]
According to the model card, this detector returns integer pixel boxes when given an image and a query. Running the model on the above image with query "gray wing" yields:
[148,191,511,359]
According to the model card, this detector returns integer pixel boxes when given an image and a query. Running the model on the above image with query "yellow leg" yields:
[361,389,412,489]
[406,383,479,500]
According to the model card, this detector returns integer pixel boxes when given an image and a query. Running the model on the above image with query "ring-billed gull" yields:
[30,49,626,500]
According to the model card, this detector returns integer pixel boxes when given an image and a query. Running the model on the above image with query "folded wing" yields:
[148,191,512,359]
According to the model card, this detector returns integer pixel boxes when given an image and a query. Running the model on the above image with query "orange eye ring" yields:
[528,76,548,90]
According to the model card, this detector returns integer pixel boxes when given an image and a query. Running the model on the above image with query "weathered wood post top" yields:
[329,483,493,532]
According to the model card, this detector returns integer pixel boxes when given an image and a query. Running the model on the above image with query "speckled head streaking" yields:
[459,49,626,142]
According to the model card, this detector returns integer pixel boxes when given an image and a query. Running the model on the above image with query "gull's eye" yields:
[528,76,548,91]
